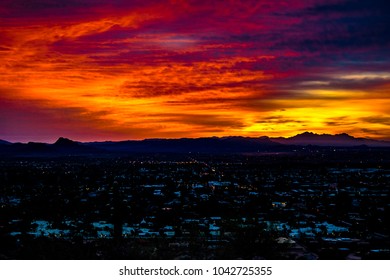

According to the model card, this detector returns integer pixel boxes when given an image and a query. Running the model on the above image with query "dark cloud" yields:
[360,116,390,126]
[0,0,151,14]
[119,82,212,98]
[307,0,390,15]
[256,116,304,125]
[262,0,390,71]
[118,74,269,99]
[359,127,390,140]
[323,116,359,127]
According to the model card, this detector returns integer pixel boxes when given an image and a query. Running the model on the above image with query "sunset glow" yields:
[1,0,389,142]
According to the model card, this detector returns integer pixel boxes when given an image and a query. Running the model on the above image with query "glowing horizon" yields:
[1,0,390,143]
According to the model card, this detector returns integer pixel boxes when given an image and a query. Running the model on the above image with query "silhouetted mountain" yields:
[52,137,100,155]
[0,137,99,156]
[1,133,389,157]
[54,137,80,147]
[272,132,390,147]
[0,139,11,145]
[0,142,52,156]
[88,136,280,153]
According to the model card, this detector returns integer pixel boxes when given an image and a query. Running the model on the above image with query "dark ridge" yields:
[1,133,390,157]
[87,136,282,154]
[271,132,390,147]
[0,139,11,145]
[54,137,80,146]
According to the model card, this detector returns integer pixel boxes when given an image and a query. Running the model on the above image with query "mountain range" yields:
[0,132,389,156]
[271,132,389,147]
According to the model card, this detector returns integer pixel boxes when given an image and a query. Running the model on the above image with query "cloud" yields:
[256,116,304,125]
[1,0,390,141]
[323,116,359,127]
[360,116,390,126]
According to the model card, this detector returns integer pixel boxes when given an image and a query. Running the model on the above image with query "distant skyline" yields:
[1,0,390,143]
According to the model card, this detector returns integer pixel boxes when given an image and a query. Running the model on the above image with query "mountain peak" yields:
[295,131,317,138]
[270,132,384,147]
[292,132,355,140]
[54,137,78,146]
[336,133,354,139]
[0,139,11,145]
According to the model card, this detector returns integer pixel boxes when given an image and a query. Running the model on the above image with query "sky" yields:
[1,0,390,143]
